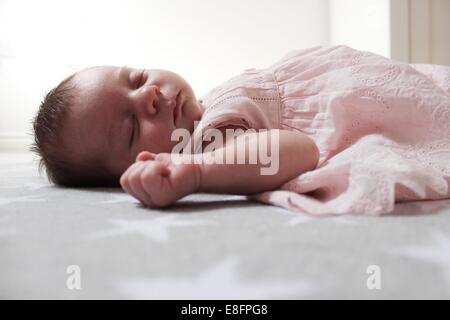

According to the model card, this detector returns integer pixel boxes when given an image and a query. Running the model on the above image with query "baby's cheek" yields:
[140,133,171,154]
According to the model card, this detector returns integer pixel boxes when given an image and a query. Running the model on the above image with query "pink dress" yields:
[193,45,450,215]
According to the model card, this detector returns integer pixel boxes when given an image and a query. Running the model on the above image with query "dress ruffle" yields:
[255,46,450,215]
[197,45,450,215]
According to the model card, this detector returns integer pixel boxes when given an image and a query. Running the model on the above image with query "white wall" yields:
[1,0,449,152]
[0,0,329,151]
[329,0,391,58]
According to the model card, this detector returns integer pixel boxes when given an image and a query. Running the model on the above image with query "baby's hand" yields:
[120,151,202,208]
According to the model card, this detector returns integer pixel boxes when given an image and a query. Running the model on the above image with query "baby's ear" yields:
[136,151,156,162]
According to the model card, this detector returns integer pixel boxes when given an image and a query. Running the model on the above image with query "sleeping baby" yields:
[32,45,450,215]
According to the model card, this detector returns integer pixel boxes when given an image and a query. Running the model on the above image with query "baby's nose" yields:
[146,84,160,98]
[167,95,176,108]
[152,85,161,95]
[140,85,160,116]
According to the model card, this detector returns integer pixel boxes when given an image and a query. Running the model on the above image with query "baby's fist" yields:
[120,151,201,208]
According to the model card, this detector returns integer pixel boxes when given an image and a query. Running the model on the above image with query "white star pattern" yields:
[274,208,361,226]
[288,215,360,226]
[22,182,51,191]
[116,257,316,299]
[98,193,140,204]
[0,195,45,206]
[87,215,210,242]
[0,165,36,174]
[390,232,450,291]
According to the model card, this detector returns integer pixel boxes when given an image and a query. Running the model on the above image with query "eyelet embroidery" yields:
[247,48,450,215]
[206,95,278,113]
[350,64,400,87]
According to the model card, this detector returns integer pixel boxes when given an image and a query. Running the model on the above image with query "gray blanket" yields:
[1,153,450,299]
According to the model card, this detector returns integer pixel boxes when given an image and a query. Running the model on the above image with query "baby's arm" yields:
[120,129,319,208]
[198,129,319,194]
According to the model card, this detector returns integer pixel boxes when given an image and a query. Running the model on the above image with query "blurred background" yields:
[0,0,449,152]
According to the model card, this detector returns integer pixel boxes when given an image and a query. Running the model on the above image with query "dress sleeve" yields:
[189,96,272,154]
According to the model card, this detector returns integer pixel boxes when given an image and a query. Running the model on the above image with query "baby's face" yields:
[64,66,204,179]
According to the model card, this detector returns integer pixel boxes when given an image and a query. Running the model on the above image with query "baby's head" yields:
[32,66,204,187]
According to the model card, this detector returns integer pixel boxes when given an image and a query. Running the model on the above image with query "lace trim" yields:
[350,64,401,87]
[271,71,283,129]
[206,95,278,111]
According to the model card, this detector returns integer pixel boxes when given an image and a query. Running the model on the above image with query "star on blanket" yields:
[0,195,44,206]
[116,257,316,299]
[391,232,450,291]
[87,215,210,242]
[0,165,36,174]
[22,181,51,191]
[274,208,360,225]
[98,193,140,204]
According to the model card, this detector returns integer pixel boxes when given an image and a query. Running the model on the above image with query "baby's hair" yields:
[31,73,119,188]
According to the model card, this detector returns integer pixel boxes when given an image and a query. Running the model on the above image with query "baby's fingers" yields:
[120,161,143,193]
[136,151,156,162]
[128,161,172,207]
[143,160,171,178]
[140,161,172,207]
[124,162,152,205]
